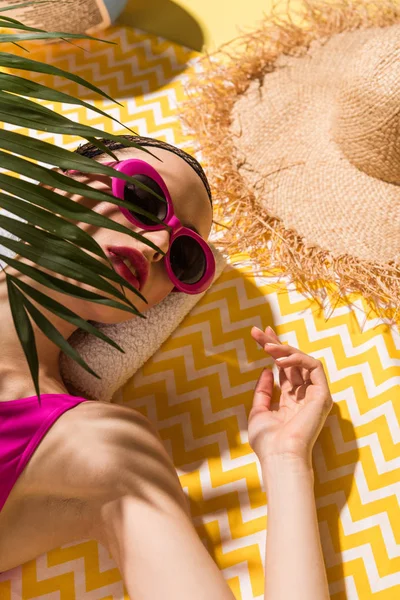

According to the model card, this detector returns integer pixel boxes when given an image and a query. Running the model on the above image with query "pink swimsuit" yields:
[0,393,89,514]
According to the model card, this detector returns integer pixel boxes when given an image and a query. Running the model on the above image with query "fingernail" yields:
[264,343,280,347]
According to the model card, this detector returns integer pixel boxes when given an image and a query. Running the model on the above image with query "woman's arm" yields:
[262,455,330,600]
[249,326,334,600]
[101,325,332,600]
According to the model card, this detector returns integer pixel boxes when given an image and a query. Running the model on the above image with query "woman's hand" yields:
[248,326,333,467]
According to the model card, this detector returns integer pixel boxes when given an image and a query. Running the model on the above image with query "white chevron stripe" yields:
[173,319,400,398]
[119,87,180,112]
[49,49,184,98]
[191,275,350,327]
[109,28,184,64]
[43,31,182,73]
[316,492,399,560]
[335,543,398,592]
[194,503,399,593]
[35,551,125,599]
[328,574,359,599]
[125,99,180,125]
[220,564,262,600]
[196,504,399,594]
[321,413,400,469]
[335,389,400,434]
[350,297,400,334]
[133,351,260,396]
[302,323,400,366]
[192,509,266,557]
[314,442,400,503]
[313,347,399,391]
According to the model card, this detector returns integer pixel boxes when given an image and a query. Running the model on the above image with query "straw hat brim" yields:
[181,0,400,325]
[231,25,400,264]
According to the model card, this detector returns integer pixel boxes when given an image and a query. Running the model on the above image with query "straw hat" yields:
[182,0,400,324]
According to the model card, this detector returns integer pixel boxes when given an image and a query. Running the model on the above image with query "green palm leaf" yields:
[0,213,147,301]
[0,191,107,258]
[0,30,114,43]
[0,2,65,13]
[0,5,167,401]
[8,274,103,399]
[8,274,127,353]
[0,230,144,308]
[0,51,121,105]
[0,91,161,158]
[0,173,163,250]
[0,152,164,248]
[0,129,165,206]
[0,252,145,317]
[0,5,115,45]
[5,275,40,402]
[0,17,102,34]
[0,72,136,133]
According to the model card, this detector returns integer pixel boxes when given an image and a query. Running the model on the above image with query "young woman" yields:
[0,135,333,599]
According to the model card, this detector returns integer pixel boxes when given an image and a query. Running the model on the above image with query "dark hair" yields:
[73,135,212,206]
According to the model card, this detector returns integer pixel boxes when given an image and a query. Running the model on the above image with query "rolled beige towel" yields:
[59,245,226,402]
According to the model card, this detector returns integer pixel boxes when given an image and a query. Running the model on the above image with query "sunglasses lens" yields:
[170,236,207,284]
[124,174,167,225]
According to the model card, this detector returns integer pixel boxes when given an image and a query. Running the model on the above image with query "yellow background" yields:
[118,0,287,51]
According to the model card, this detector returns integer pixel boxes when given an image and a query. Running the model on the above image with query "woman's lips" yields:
[107,246,149,292]
[110,256,141,290]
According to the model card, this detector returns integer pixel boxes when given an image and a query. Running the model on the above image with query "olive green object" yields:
[0,1,160,403]
[117,0,205,51]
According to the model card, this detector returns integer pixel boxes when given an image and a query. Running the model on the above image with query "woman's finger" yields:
[251,327,304,388]
[263,341,307,388]
[264,341,304,358]
[273,352,329,389]
[265,326,322,385]
[264,328,305,387]
[252,367,274,411]
[267,327,282,343]
[251,326,269,347]
[284,365,304,388]
[278,365,293,397]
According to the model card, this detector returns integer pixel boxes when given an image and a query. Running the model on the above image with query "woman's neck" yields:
[0,364,69,401]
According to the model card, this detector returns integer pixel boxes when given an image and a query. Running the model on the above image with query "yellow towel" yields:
[0,21,398,600]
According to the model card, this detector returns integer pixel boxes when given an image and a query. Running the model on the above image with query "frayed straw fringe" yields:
[181,0,400,326]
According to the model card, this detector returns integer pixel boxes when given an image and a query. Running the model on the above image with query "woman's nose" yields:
[140,228,170,263]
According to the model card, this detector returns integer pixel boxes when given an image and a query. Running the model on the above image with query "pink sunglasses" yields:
[70,158,215,294]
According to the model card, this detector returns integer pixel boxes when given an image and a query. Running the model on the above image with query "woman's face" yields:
[57,146,213,323]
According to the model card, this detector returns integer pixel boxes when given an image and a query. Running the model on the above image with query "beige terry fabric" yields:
[59,245,226,403]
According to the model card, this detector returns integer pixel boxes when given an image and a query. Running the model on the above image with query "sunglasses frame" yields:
[106,158,215,294]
